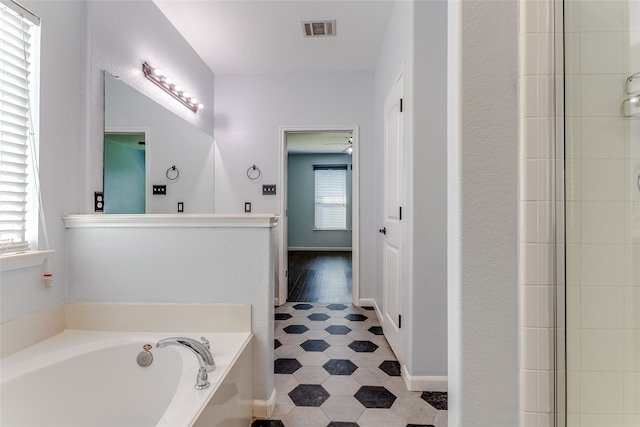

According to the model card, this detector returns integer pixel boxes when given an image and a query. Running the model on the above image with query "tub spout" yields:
[156,337,216,390]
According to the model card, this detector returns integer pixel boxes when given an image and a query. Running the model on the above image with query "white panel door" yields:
[382,73,404,358]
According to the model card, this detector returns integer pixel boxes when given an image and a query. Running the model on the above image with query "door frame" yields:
[278,125,360,306]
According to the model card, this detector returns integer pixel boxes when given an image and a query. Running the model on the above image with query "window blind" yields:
[0,1,37,254]
[314,165,347,230]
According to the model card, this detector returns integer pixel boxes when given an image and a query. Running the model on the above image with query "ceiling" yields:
[153,0,395,75]
[286,131,353,154]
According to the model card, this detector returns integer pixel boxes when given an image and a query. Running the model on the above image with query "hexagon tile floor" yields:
[251,303,448,427]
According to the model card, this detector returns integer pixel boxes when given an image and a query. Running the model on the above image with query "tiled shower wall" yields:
[564,0,640,426]
[521,0,640,426]
[519,0,564,426]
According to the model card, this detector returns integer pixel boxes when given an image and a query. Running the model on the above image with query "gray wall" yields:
[287,153,352,250]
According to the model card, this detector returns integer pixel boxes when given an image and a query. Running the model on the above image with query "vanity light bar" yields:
[142,62,204,113]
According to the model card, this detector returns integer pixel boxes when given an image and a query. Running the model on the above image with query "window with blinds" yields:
[0,1,39,255]
[314,165,347,230]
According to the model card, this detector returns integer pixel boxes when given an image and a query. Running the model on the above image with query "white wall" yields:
[1,0,84,323]
[65,224,275,404]
[448,1,519,426]
[373,0,449,383]
[213,71,376,297]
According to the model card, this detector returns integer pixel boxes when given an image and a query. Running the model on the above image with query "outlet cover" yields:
[152,185,166,195]
[262,184,276,195]
[94,192,104,212]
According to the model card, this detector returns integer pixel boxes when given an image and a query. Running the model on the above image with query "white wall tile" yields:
[581,286,624,329]
[623,372,640,414]
[582,159,626,201]
[581,328,624,371]
[580,1,624,32]
[580,244,624,286]
[581,74,626,117]
[623,329,640,372]
[580,117,626,158]
[521,369,538,412]
[580,32,625,74]
[521,327,538,370]
[581,202,625,243]
[580,372,624,414]
[522,118,539,159]
[521,202,538,243]
[624,286,640,328]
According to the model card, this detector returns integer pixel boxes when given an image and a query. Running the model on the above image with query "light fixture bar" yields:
[142,62,203,113]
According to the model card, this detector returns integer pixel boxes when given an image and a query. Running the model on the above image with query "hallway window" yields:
[314,164,347,230]
[0,1,40,254]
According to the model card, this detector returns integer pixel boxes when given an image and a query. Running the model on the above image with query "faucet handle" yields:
[200,336,210,350]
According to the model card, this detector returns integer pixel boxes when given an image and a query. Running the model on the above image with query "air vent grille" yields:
[302,20,336,37]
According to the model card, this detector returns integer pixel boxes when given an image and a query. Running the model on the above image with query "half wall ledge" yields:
[62,214,279,229]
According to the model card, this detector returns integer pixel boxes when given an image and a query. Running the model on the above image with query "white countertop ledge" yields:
[62,214,279,229]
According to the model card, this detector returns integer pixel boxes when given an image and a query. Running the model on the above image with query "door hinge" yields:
[285,270,288,277]
[400,98,403,112]
[398,314,402,328]
[399,206,402,220]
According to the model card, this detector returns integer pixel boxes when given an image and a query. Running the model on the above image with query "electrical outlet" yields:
[177,202,184,213]
[262,184,276,195]
[245,202,252,213]
[94,192,104,212]
[152,185,166,195]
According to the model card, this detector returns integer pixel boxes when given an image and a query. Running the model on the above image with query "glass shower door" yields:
[564,0,640,425]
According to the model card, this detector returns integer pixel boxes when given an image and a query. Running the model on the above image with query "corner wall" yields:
[448,1,519,426]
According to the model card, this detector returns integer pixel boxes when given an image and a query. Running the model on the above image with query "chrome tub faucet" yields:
[156,337,216,390]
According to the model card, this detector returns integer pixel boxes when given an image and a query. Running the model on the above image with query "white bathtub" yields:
[0,330,253,427]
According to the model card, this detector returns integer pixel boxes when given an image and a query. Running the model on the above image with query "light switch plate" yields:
[262,184,276,195]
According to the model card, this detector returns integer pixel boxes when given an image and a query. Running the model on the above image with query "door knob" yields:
[379,227,386,235]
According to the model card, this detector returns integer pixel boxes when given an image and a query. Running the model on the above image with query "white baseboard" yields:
[253,388,276,418]
[402,364,448,392]
[288,247,352,251]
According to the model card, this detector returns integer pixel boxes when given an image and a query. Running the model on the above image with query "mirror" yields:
[104,72,214,214]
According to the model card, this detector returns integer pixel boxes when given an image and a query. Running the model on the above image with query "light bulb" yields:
[174,85,182,93]
[197,104,204,110]
[190,98,198,105]
[153,68,163,77]
[164,77,173,85]
[182,92,190,99]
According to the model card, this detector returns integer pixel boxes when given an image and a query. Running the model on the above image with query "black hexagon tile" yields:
[275,313,292,320]
[327,303,348,310]
[251,420,285,427]
[308,313,330,321]
[407,425,435,427]
[354,385,396,408]
[325,325,352,335]
[378,360,401,376]
[361,306,375,311]
[323,359,358,375]
[368,326,384,335]
[274,358,302,374]
[293,303,314,310]
[328,423,360,427]
[283,324,309,334]
[345,313,368,321]
[300,339,330,352]
[274,339,282,350]
[348,340,379,353]
[288,384,330,407]
[421,391,448,410]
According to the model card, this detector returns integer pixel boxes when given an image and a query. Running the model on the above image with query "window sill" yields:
[0,250,55,272]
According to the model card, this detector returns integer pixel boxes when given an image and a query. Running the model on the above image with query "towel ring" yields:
[247,165,261,180]
[166,165,180,181]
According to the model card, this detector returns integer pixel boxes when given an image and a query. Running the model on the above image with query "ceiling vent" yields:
[302,20,336,37]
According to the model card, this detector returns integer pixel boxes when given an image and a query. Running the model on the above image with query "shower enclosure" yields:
[564,0,639,425]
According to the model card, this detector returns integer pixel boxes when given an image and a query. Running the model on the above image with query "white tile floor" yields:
[251,303,448,427]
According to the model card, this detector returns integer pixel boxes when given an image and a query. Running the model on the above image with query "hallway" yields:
[252,303,448,427]
[287,252,352,304]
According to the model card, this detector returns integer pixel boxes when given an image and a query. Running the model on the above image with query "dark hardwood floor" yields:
[287,251,352,303]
